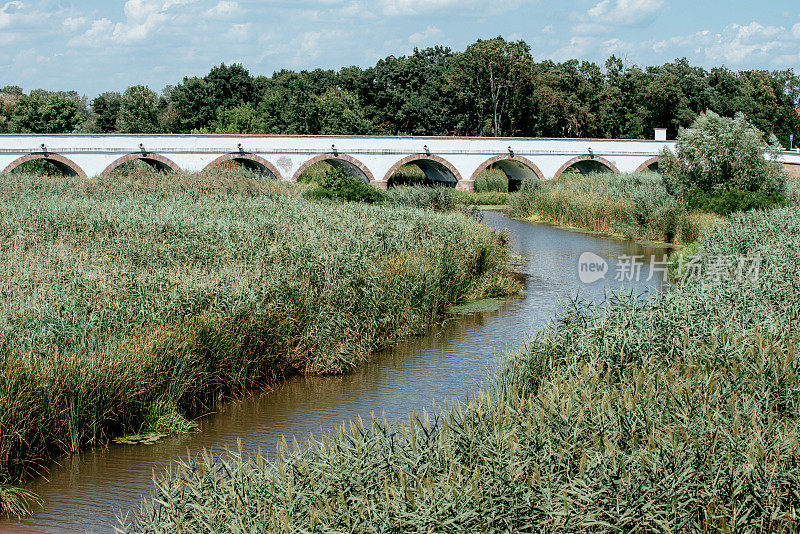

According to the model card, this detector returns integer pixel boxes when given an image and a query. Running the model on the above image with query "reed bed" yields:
[0,167,516,512]
[126,205,800,533]
[508,172,704,243]
[474,167,509,193]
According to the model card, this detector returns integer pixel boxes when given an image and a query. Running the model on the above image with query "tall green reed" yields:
[509,172,707,243]
[126,205,800,533]
[0,167,516,514]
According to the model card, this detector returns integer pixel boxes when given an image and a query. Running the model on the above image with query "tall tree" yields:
[117,85,160,133]
[311,88,372,135]
[10,92,79,133]
[445,37,533,136]
[91,92,122,133]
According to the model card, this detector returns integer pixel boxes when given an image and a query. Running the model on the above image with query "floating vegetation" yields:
[113,433,168,446]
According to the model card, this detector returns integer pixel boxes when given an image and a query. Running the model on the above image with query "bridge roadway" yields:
[1,134,799,190]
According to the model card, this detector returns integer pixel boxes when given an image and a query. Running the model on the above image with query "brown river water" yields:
[2,210,672,533]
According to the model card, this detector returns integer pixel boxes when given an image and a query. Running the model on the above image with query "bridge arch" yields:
[292,153,374,183]
[203,153,283,180]
[470,155,544,191]
[382,154,463,188]
[100,153,182,177]
[635,156,660,173]
[554,154,619,179]
[2,153,87,177]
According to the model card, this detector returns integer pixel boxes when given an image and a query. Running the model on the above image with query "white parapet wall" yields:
[1,134,680,191]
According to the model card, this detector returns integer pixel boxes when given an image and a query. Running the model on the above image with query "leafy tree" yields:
[0,92,18,133]
[214,103,270,134]
[311,88,372,135]
[365,47,455,135]
[446,37,533,136]
[10,92,79,133]
[116,85,160,133]
[90,92,122,132]
[169,77,214,132]
[205,63,255,111]
[660,111,786,210]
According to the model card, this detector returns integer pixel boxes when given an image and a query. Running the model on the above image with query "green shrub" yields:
[126,206,800,533]
[660,111,787,206]
[303,166,386,203]
[685,187,785,215]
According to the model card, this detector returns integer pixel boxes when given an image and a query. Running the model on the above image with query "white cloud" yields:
[587,0,663,25]
[0,1,23,29]
[291,29,346,65]
[551,36,595,61]
[205,1,238,18]
[62,16,88,32]
[408,25,441,44]
[69,0,199,47]
[573,0,663,35]
[379,0,461,16]
[651,21,799,66]
[225,22,251,41]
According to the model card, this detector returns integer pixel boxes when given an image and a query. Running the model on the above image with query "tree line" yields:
[1,37,799,146]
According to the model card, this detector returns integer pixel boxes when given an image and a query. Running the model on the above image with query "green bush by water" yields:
[0,168,516,512]
[303,166,386,203]
[508,171,701,243]
[125,205,800,533]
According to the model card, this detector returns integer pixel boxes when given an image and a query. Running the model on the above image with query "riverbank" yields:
[0,169,518,515]
[126,205,800,532]
[508,171,721,244]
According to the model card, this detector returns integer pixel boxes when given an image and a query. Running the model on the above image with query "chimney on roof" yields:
[654,128,667,141]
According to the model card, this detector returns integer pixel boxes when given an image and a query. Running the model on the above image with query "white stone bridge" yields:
[1,134,799,190]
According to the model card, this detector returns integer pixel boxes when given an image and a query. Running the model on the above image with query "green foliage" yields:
[170,63,254,132]
[685,187,786,215]
[144,400,198,434]
[0,169,514,493]
[387,185,461,211]
[304,166,385,203]
[10,92,79,133]
[90,92,122,133]
[117,85,160,133]
[474,167,509,192]
[661,111,787,201]
[445,37,533,136]
[509,171,701,243]
[311,88,372,135]
[386,164,427,187]
[0,484,40,518]
[9,42,800,141]
[125,207,800,533]
[213,102,271,134]
[0,90,18,133]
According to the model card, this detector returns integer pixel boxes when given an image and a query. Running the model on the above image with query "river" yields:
[3,210,672,533]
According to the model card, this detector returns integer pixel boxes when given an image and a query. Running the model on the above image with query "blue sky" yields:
[1,0,799,96]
